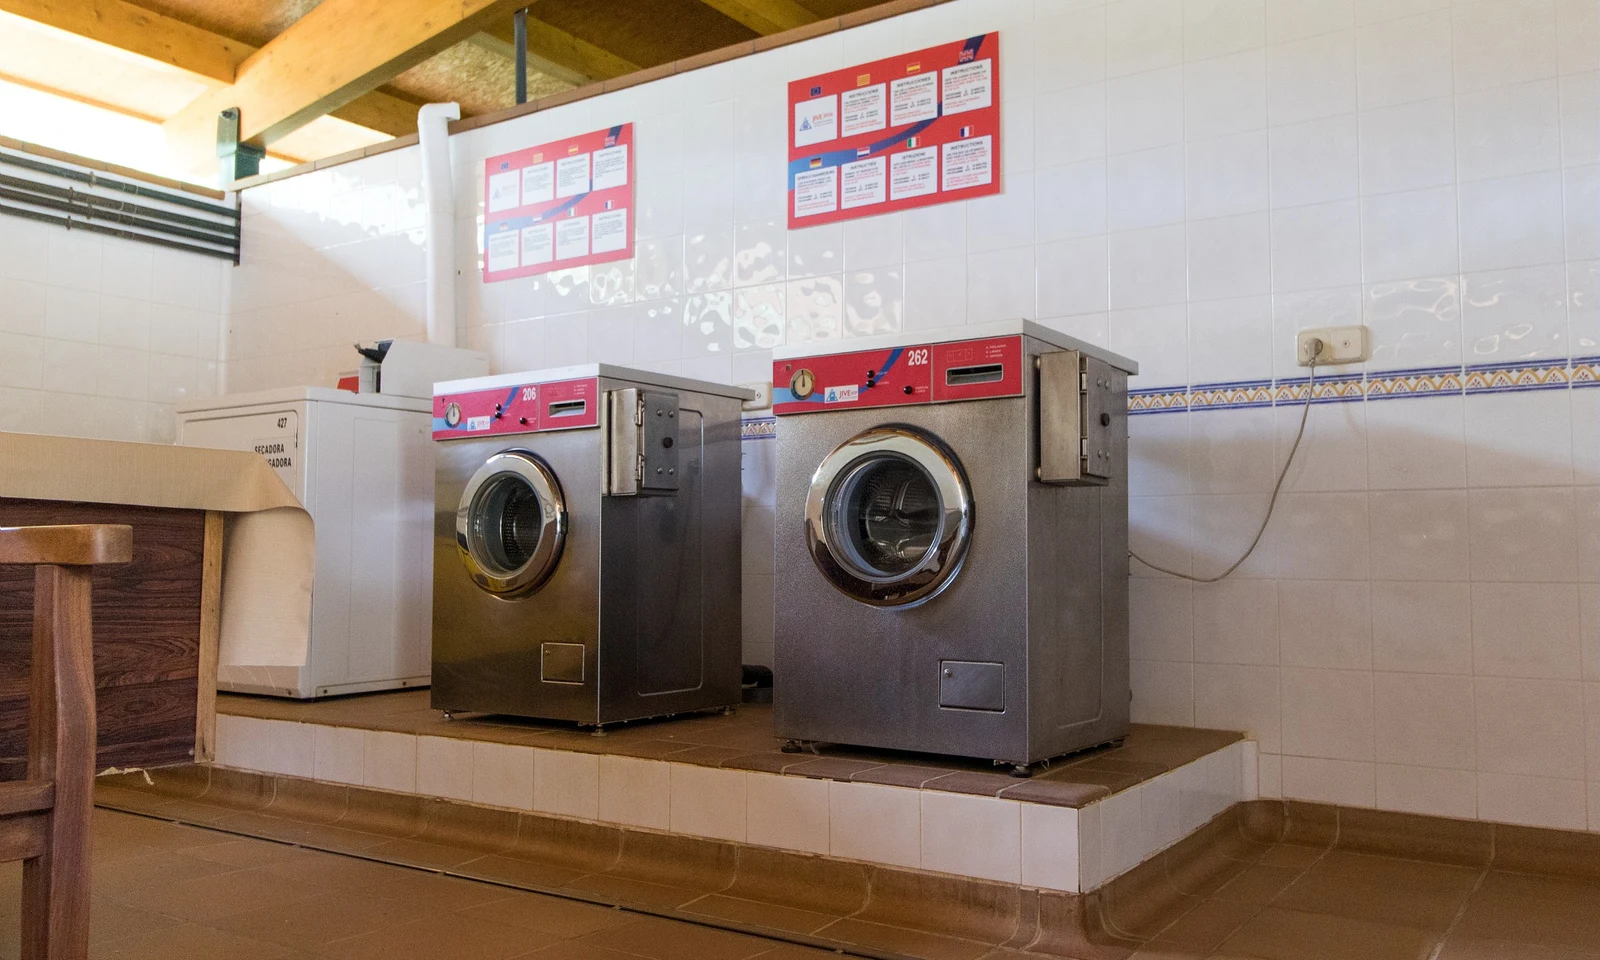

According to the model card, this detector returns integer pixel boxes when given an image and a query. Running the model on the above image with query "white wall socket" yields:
[740,381,773,411]
[1297,325,1370,366]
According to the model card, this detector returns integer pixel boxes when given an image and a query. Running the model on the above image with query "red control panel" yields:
[433,376,601,440]
[773,335,1025,416]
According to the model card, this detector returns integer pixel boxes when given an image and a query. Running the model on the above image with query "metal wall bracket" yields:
[216,108,265,185]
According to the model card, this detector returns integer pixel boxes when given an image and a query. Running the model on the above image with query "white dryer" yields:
[177,387,434,698]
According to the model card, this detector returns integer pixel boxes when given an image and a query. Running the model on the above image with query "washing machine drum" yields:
[806,425,973,607]
[456,450,567,598]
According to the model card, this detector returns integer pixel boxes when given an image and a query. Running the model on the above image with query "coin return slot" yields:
[945,363,1004,386]
[547,400,586,418]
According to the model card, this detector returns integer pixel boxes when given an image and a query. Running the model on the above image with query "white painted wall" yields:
[223,0,1600,835]
[0,215,226,442]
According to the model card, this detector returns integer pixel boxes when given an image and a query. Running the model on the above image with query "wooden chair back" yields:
[0,524,132,960]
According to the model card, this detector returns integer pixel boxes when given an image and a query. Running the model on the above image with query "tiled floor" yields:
[0,809,842,960]
[8,804,1600,959]
[220,691,1242,807]
[1123,845,1600,960]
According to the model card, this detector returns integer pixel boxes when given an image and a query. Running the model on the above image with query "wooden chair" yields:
[0,524,132,960]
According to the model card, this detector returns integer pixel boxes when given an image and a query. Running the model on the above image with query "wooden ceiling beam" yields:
[477,16,641,84]
[0,0,251,83]
[162,0,527,170]
[697,0,820,34]
[0,0,420,140]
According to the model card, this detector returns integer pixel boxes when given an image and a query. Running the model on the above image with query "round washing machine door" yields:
[456,450,567,598]
[805,425,973,607]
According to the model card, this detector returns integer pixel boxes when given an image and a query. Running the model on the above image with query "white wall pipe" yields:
[418,102,461,348]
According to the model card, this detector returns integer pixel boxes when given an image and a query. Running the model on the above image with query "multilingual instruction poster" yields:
[482,123,634,282]
[786,33,1000,228]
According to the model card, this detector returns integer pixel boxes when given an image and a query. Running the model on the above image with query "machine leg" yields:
[440,710,455,721]
[780,740,804,754]
[1008,763,1034,778]
[590,725,609,738]
[720,706,736,716]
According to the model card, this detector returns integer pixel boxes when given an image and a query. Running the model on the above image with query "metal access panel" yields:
[606,388,681,495]
[939,660,1006,712]
[1037,350,1116,486]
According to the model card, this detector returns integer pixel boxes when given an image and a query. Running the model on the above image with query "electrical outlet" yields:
[1297,326,1370,366]
[740,381,773,411]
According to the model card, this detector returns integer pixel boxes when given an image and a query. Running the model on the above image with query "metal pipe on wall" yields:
[418,102,461,349]
[514,8,529,105]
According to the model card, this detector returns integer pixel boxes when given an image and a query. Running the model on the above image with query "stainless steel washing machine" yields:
[430,364,749,727]
[771,320,1138,770]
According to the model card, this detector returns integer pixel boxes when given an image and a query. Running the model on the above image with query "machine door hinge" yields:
[1036,350,1117,486]
[605,387,680,496]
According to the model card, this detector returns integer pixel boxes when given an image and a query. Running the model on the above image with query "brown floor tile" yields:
[1271,851,1482,930]
[1435,935,1600,959]
[680,893,837,936]
[812,918,992,960]
[182,837,321,869]
[457,892,631,939]
[131,865,328,923]
[92,921,305,960]
[1251,845,1326,871]
[86,898,182,946]
[454,853,589,890]
[1211,907,1441,960]
[1143,898,1261,953]
[515,942,650,960]
[1208,865,1305,906]
[1453,871,1600,951]
[312,911,542,960]
[262,852,508,912]
[578,916,774,960]
[562,872,705,910]
[208,888,427,950]
[364,836,486,870]
[90,850,241,905]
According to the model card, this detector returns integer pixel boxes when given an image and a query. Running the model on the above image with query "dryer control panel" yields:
[433,376,600,439]
[773,334,1024,415]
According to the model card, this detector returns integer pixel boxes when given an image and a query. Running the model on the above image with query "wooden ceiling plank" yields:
[480,15,641,82]
[697,0,819,34]
[162,0,528,169]
[2,0,418,140]
[0,0,251,83]
[327,90,422,138]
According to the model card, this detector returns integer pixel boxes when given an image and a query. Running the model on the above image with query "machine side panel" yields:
[596,391,743,722]
[1024,350,1131,756]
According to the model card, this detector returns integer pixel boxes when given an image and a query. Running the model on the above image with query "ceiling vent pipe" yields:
[418,102,461,348]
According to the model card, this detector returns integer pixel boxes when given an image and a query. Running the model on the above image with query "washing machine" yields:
[771,320,1138,771]
[430,364,750,726]
[176,387,434,698]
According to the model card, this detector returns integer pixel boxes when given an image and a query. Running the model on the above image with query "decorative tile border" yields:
[738,358,1591,431]
[740,416,777,440]
[1129,358,1591,415]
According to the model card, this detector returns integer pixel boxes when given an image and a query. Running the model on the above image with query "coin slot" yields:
[547,399,586,418]
[944,363,1004,386]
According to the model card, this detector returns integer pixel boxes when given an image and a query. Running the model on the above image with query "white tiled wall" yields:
[224,0,1600,832]
[212,713,1249,892]
[0,215,227,442]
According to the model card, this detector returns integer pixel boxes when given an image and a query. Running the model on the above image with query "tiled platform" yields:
[214,692,1253,893]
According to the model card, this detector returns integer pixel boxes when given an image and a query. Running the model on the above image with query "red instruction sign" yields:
[482,124,634,283]
[786,33,1001,228]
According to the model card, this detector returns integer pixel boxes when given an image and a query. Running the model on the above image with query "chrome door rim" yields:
[804,425,973,607]
[456,450,567,598]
